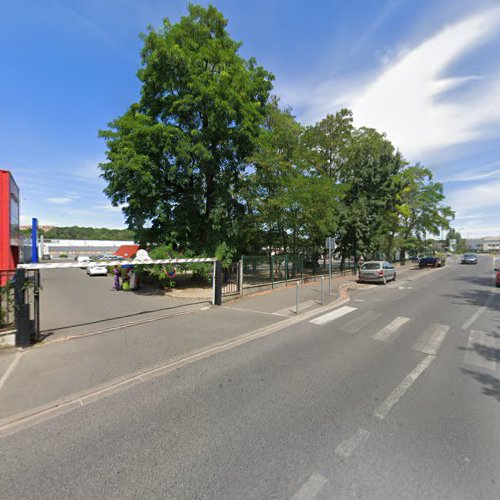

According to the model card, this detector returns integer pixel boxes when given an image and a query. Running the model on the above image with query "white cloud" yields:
[47,197,73,204]
[347,5,500,159]
[447,178,500,218]
[284,5,500,161]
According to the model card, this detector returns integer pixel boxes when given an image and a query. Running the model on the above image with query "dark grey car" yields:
[358,261,396,285]
[461,253,478,264]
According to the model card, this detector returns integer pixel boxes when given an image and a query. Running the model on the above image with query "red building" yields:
[0,170,20,275]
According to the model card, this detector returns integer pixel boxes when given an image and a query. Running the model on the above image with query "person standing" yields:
[113,265,121,290]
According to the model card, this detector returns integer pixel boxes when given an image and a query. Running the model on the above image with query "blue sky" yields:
[2,0,500,238]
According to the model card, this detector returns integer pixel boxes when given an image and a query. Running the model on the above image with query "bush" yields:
[59,253,68,258]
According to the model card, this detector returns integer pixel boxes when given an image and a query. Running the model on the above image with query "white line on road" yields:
[340,311,382,334]
[290,472,328,500]
[461,306,487,331]
[275,300,318,316]
[374,355,434,419]
[412,324,450,355]
[372,316,410,343]
[309,306,357,326]
[0,352,23,392]
[463,330,497,372]
[335,428,370,457]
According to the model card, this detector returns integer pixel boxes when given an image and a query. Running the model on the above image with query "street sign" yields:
[325,237,335,250]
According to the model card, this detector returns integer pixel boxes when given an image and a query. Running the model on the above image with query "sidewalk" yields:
[0,264,415,429]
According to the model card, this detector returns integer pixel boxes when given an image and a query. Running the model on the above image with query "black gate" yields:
[14,268,41,346]
[222,262,240,296]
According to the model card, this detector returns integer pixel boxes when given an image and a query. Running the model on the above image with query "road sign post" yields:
[326,237,335,295]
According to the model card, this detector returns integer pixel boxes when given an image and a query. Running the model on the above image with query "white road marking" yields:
[309,306,357,326]
[372,316,410,343]
[463,330,497,372]
[0,352,23,392]
[290,472,328,500]
[227,306,288,317]
[340,311,382,334]
[200,306,211,311]
[274,300,318,316]
[461,306,486,330]
[412,324,450,355]
[374,354,434,419]
[335,428,370,457]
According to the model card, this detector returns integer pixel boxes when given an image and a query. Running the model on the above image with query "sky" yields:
[1,0,500,238]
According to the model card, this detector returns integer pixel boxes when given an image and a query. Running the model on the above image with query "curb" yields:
[0,290,352,438]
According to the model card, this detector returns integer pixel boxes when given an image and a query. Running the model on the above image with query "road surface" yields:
[1,256,499,499]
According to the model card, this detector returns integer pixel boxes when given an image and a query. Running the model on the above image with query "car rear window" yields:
[361,263,381,270]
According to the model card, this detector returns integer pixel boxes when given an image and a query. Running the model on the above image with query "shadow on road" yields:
[461,369,500,402]
[444,287,500,312]
[40,300,209,334]
[460,321,500,402]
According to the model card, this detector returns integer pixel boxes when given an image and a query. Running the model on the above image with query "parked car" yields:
[419,256,445,268]
[87,265,108,277]
[461,253,478,264]
[76,255,91,268]
[358,261,396,284]
[495,267,500,288]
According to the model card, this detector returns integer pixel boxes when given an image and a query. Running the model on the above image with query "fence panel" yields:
[0,270,16,331]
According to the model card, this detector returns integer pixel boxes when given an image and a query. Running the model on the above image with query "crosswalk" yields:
[309,306,499,373]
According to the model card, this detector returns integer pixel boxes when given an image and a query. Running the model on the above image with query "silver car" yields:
[359,261,396,285]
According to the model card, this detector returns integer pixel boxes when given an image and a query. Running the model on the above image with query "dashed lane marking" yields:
[372,316,410,343]
[374,355,434,420]
[290,472,328,500]
[309,306,357,326]
[335,428,370,457]
[461,306,487,331]
[412,324,450,355]
[0,352,23,393]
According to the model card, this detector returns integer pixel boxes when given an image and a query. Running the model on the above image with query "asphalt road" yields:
[40,268,210,338]
[2,256,499,499]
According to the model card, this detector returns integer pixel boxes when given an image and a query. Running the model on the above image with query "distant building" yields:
[44,239,135,257]
[465,237,500,252]
[114,244,140,259]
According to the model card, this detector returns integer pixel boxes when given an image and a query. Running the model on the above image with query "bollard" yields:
[296,281,300,315]
[321,276,324,305]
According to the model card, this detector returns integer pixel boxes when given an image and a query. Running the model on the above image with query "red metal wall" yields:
[0,170,19,272]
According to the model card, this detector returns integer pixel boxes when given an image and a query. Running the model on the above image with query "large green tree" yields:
[386,165,454,261]
[335,127,404,268]
[99,4,273,254]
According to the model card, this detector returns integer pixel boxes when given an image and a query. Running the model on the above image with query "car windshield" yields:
[361,263,381,270]
[464,254,475,258]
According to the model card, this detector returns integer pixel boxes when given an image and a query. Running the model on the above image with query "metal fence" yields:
[241,254,357,289]
[241,254,304,288]
[0,270,16,330]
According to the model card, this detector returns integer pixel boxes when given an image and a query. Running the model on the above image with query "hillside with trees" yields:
[21,226,135,241]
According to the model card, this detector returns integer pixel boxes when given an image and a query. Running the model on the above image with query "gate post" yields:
[14,269,31,347]
[214,260,223,306]
[239,259,243,298]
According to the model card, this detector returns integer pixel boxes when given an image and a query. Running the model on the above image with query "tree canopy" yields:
[99,3,455,264]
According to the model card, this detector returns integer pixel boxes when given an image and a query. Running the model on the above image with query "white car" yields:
[87,265,108,276]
